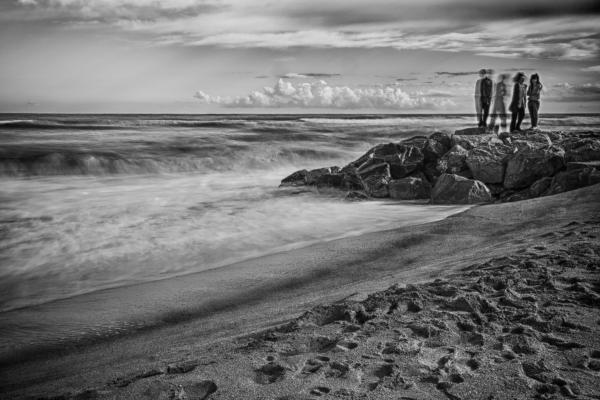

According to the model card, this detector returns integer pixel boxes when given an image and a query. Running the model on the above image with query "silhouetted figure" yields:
[489,73,509,133]
[474,69,485,125]
[509,72,527,132]
[479,69,493,127]
[527,73,543,129]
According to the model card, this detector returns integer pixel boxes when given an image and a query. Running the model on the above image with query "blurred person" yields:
[527,73,543,129]
[509,72,527,132]
[489,73,510,133]
[479,69,493,127]
[474,69,486,125]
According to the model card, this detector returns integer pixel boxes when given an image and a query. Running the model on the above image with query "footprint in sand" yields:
[309,386,331,396]
[254,362,286,384]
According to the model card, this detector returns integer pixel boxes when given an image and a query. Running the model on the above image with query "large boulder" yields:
[431,174,492,204]
[389,174,432,200]
[385,144,424,179]
[436,144,468,175]
[357,162,391,198]
[547,167,600,195]
[452,134,503,150]
[424,132,452,162]
[466,144,513,184]
[528,176,553,198]
[305,167,340,185]
[510,132,552,148]
[339,166,364,191]
[503,145,565,190]
[561,138,600,162]
[400,135,428,150]
[280,169,308,186]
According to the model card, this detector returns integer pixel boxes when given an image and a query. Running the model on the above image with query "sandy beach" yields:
[1,183,598,399]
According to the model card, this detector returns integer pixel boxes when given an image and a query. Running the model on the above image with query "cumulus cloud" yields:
[194,79,456,110]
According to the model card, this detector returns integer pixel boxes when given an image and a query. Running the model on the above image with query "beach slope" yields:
[1,184,599,399]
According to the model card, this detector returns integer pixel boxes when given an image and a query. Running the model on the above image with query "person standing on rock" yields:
[479,69,493,128]
[527,73,543,129]
[474,69,486,126]
[489,73,509,133]
[509,72,527,132]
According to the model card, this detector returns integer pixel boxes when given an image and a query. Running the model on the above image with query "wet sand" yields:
[1,184,599,399]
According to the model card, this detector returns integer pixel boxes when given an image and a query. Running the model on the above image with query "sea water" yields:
[1,113,598,357]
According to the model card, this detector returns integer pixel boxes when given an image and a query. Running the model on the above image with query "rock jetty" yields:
[280,128,600,204]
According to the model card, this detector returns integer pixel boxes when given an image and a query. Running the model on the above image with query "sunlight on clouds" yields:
[194,79,456,110]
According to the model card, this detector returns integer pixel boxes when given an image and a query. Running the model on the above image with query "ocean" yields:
[1,113,599,359]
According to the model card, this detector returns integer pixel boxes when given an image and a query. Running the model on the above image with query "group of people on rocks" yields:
[474,69,543,133]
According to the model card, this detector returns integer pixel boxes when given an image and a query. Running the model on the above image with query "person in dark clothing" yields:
[527,73,543,129]
[509,72,527,132]
[474,69,485,125]
[479,70,493,127]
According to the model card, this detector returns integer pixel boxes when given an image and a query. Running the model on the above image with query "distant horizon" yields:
[2,112,600,116]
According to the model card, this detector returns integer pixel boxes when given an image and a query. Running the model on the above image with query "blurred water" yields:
[1,113,598,313]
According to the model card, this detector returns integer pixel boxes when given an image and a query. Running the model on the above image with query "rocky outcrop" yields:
[280,129,600,204]
[430,174,492,204]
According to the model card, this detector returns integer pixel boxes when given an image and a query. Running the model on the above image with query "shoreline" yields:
[1,184,598,399]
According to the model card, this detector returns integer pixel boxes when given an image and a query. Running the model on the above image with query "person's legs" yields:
[481,100,490,128]
[516,107,525,130]
[529,101,539,127]
[475,96,482,126]
[510,109,517,132]
[499,103,507,131]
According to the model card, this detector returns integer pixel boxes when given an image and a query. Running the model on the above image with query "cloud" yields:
[582,65,600,72]
[279,72,341,79]
[11,0,223,22]
[550,82,600,102]
[5,1,600,61]
[194,79,456,110]
[436,71,475,77]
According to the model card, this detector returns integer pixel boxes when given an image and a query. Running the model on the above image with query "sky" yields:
[0,0,599,113]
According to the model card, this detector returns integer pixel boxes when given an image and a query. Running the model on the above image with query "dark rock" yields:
[401,135,429,149]
[431,174,492,204]
[345,190,369,201]
[466,143,513,184]
[306,167,338,185]
[452,133,502,150]
[357,162,391,198]
[567,160,600,170]
[423,161,441,184]
[389,175,432,200]
[504,145,565,189]
[280,169,308,186]
[561,137,600,162]
[528,176,553,197]
[385,145,425,179]
[429,131,452,148]
[436,144,468,175]
[547,167,600,195]
[454,127,488,136]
